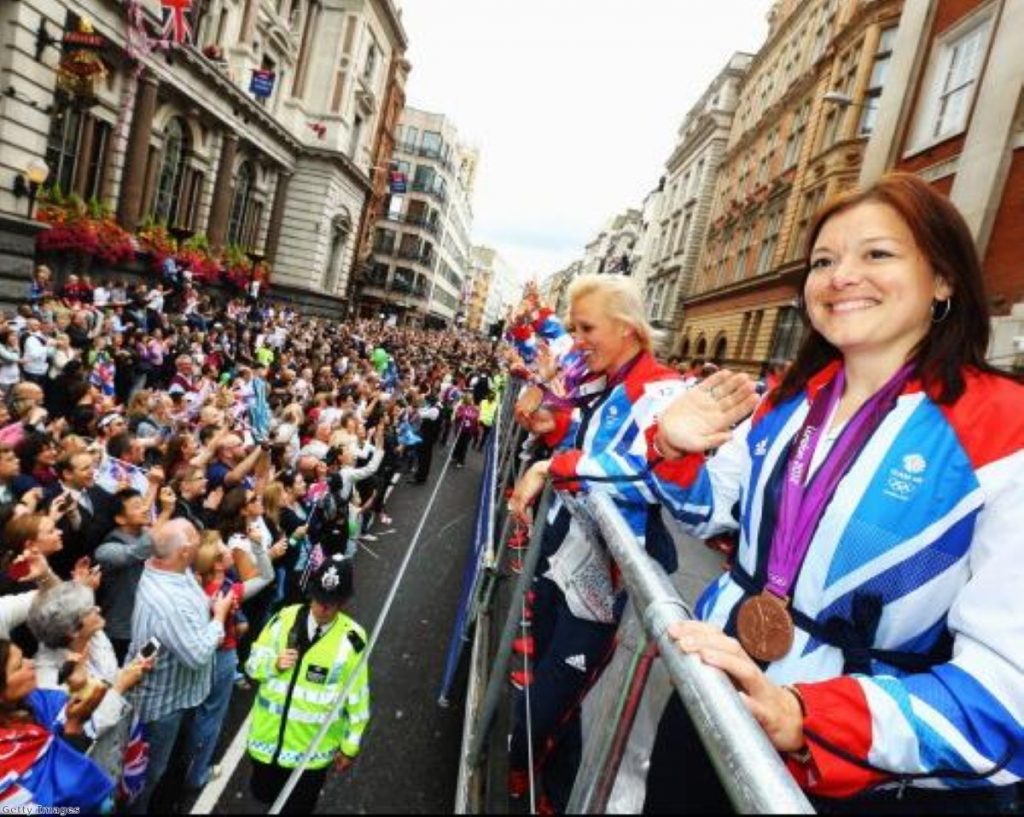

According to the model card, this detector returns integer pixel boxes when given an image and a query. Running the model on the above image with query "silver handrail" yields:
[573,493,815,815]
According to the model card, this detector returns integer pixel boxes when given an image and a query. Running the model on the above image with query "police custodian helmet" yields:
[307,552,354,605]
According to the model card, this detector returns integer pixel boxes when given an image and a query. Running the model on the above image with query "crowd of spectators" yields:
[0,264,505,812]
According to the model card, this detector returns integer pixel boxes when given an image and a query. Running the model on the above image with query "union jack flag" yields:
[160,0,193,44]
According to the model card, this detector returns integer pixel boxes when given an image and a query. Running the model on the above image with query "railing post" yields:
[580,493,815,815]
[567,604,658,813]
[466,484,554,767]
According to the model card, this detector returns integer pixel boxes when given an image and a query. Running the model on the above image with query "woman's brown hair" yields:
[776,172,1002,405]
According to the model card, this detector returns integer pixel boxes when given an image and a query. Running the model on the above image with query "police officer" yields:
[245,553,370,814]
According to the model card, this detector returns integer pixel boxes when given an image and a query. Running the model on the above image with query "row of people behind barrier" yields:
[504,173,1023,814]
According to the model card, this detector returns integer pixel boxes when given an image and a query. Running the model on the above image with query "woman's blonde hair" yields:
[566,274,652,352]
[194,530,224,579]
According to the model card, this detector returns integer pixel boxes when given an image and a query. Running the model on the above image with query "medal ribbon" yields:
[764,362,914,599]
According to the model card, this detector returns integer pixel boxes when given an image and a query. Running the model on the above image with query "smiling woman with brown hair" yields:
[641,173,1024,812]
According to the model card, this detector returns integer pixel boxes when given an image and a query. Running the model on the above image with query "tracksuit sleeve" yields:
[640,417,751,540]
[790,452,1024,797]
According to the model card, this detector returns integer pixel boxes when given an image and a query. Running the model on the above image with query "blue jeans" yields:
[132,706,193,814]
[182,648,237,789]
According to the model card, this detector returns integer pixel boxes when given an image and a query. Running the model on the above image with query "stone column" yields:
[116,73,159,231]
[206,132,238,249]
[263,170,292,264]
[72,114,96,198]
[240,0,259,45]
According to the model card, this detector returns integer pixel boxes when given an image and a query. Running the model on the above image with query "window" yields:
[792,186,827,260]
[82,120,110,201]
[909,11,993,150]
[665,221,679,260]
[363,41,378,83]
[421,130,442,158]
[676,212,692,255]
[374,227,396,254]
[690,160,704,197]
[860,27,896,135]
[403,127,419,152]
[756,205,783,274]
[771,307,804,361]
[227,161,255,247]
[934,22,987,138]
[349,115,363,160]
[323,213,351,293]
[412,164,434,191]
[45,103,83,194]
[783,102,810,169]
[153,118,189,225]
[734,225,753,281]
[820,109,840,151]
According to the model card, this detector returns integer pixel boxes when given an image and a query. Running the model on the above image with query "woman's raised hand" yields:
[657,370,760,457]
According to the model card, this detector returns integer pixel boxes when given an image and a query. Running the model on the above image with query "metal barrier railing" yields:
[455,378,816,814]
[566,493,814,814]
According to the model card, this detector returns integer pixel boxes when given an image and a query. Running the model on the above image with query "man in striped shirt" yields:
[128,518,234,814]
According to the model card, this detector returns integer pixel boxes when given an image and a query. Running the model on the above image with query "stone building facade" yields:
[0,0,406,306]
[679,0,904,372]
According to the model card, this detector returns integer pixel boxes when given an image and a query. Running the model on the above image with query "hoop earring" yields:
[931,297,952,323]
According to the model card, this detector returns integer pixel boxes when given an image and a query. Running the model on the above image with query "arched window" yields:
[713,334,728,364]
[323,211,352,293]
[153,118,189,225]
[227,161,254,246]
[680,336,691,359]
[695,336,707,356]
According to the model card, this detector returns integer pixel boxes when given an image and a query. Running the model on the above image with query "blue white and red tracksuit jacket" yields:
[641,363,1024,798]
[540,353,687,620]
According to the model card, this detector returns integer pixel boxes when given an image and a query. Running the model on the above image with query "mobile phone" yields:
[139,636,161,660]
[6,559,31,582]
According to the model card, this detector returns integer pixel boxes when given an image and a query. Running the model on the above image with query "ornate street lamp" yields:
[12,158,51,217]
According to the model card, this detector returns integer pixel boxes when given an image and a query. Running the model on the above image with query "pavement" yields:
[189,439,490,814]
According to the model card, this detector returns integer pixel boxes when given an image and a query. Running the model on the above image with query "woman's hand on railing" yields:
[508,459,550,528]
[667,620,805,753]
[656,370,760,457]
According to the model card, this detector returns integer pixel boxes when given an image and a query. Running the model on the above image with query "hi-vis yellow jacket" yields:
[246,604,370,768]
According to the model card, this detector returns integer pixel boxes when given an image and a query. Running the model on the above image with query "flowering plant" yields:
[136,220,178,267]
[179,233,222,283]
[36,189,133,264]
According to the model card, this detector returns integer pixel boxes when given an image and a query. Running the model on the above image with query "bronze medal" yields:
[736,591,795,663]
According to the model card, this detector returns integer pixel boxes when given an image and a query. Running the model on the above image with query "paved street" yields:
[195,441,489,814]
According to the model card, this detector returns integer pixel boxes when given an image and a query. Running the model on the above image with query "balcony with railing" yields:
[394,141,456,175]
[409,179,449,207]
[381,211,441,238]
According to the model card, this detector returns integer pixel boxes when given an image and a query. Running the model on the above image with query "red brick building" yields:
[860,0,1024,364]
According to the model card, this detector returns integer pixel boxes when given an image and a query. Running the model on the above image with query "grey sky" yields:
[397,1,773,279]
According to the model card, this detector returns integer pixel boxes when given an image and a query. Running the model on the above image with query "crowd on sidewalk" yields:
[0,265,505,813]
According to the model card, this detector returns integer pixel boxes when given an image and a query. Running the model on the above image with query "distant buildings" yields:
[469,245,522,334]
[358,106,479,328]
[633,52,753,356]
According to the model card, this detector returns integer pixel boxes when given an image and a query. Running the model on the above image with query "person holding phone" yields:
[127,519,233,814]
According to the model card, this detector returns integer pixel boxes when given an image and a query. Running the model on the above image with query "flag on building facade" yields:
[160,0,193,44]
